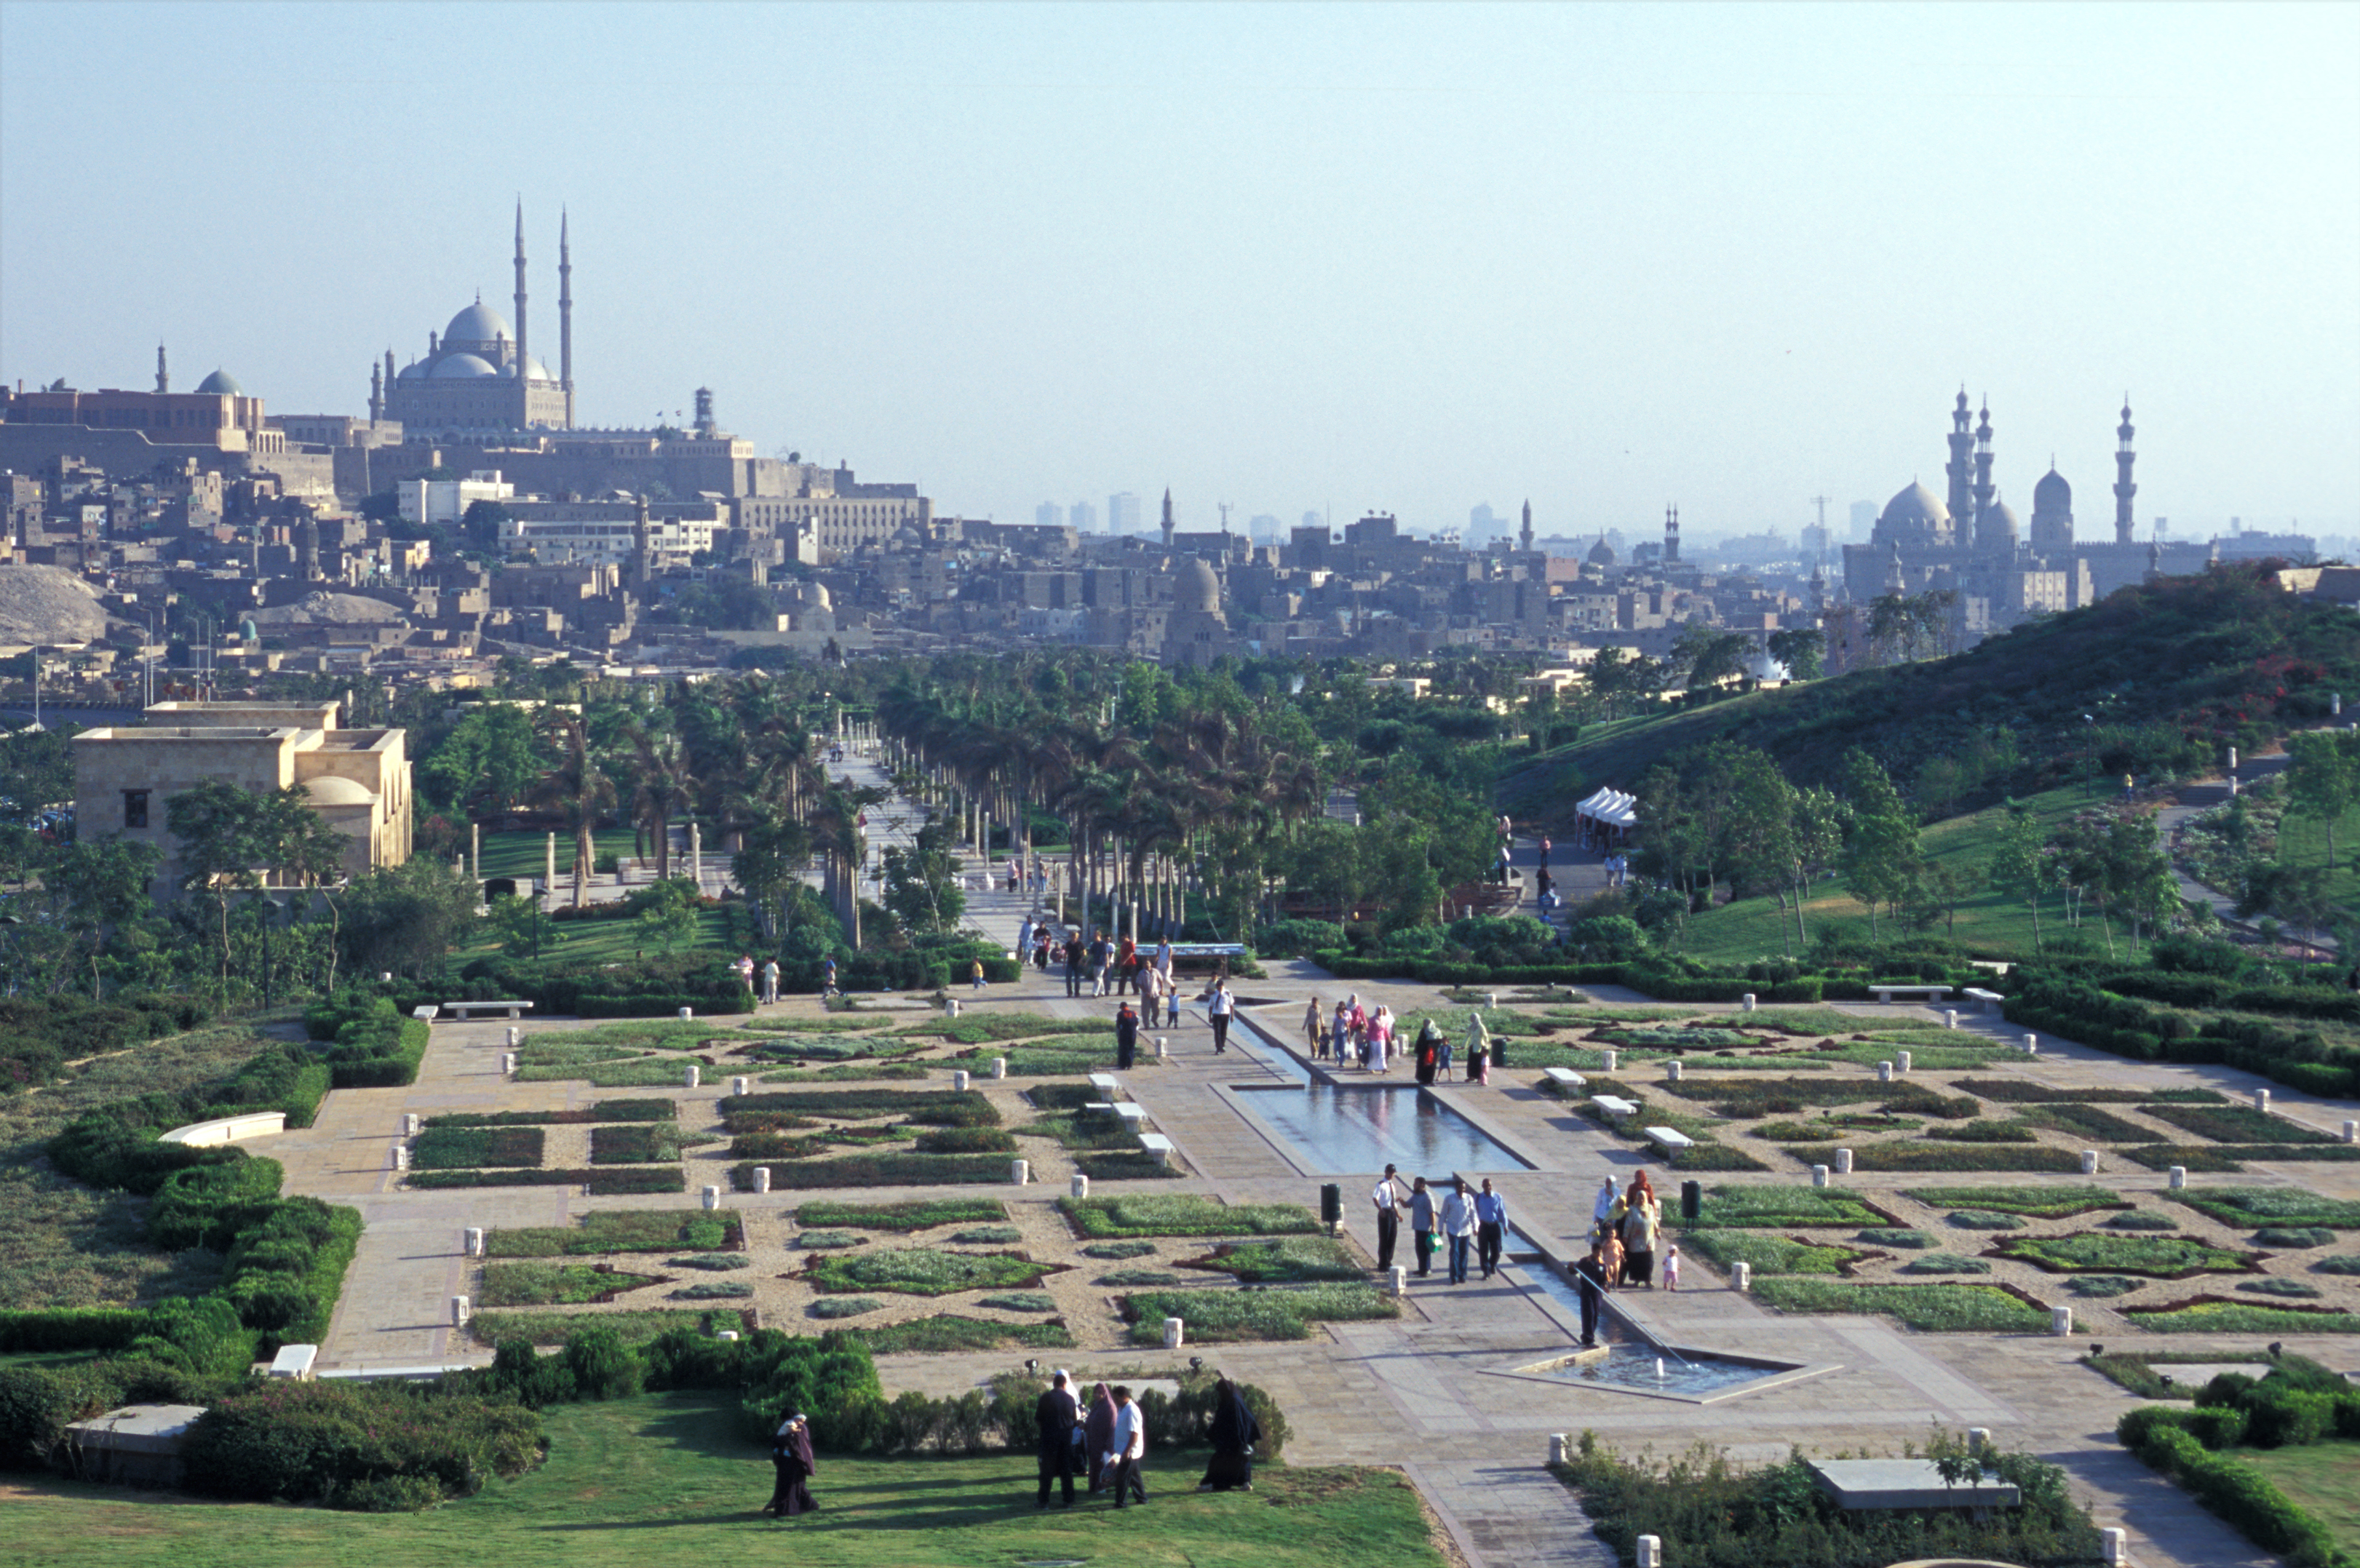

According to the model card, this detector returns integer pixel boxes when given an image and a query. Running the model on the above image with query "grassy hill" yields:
[1506,565,2360,829]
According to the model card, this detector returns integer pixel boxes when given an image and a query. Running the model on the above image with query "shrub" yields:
[1900,1184,2130,1218]
[2102,1210,2182,1231]
[805,1247,1056,1297]
[809,1297,881,1318]
[2315,1254,2360,1276]
[145,1157,286,1251]
[1856,1227,1935,1249]
[1061,1195,1322,1238]
[2254,1227,2338,1249]
[792,1199,1006,1232]
[2067,1276,2150,1297]
[412,1125,544,1170]
[1081,1240,1158,1259]
[668,1252,750,1271]
[180,1381,541,1507]
[2238,1278,2324,1299]
[1749,1279,2051,1332]
[2123,1424,2345,1565]
[1900,1253,1993,1275]
[1947,1210,2026,1230]
[974,1292,1057,1313]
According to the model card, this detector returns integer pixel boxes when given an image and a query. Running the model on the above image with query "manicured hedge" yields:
[47,1113,250,1195]
[2120,1421,2345,1566]
[0,1308,152,1356]
[408,1166,687,1195]
[412,1126,546,1170]
[1780,1142,2086,1173]
[182,1380,541,1508]
[146,1158,287,1251]
[2006,973,2360,1098]
[729,1153,1014,1190]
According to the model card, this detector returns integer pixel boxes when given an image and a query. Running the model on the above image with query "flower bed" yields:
[486,1209,741,1257]
[1060,1194,1322,1239]
[2123,1144,2360,1173]
[1666,1144,1772,1171]
[1752,1115,1924,1140]
[1993,1233,2258,1278]
[2122,1297,2360,1334]
[1899,1254,1993,1275]
[589,1123,686,1164]
[1096,1268,1185,1286]
[478,1262,667,1307]
[668,1253,750,1270]
[2142,1104,2345,1145]
[1180,1237,1364,1282]
[411,1126,545,1170]
[809,1296,881,1318]
[959,1042,1132,1076]
[1119,1282,1396,1343]
[894,1014,1111,1043]
[792,1198,1007,1232]
[2167,1188,2360,1230]
[731,1153,1015,1190]
[974,1292,1057,1313]
[468,1307,742,1345]
[1594,1027,1757,1051]
[672,1280,755,1300]
[1680,1232,1875,1278]
[1900,1184,2130,1218]
[424,1099,676,1126]
[803,1246,1060,1296]
[1749,1279,2056,1332]
[1782,1142,2086,1173]
[409,1166,685,1195]
[723,1088,1000,1130]
[1680,1185,1892,1230]
[858,1313,1076,1353]
[1074,1149,1186,1180]
[945,1224,1023,1245]
[1949,1078,2228,1105]
[2014,1105,2165,1143]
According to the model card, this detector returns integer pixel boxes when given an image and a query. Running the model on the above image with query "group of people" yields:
[1033,1370,1263,1509]
[1303,998,1495,1086]
[1372,1166,1509,1285]
[733,953,783,1005]
[1570,1173,1679,1345]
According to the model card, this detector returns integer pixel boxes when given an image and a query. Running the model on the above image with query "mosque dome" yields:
[443,301,512,347]
[429,353,500,380]
[498,354,553,381]
[396,360,427,380]
[2034,467,2072,508]
[300,775,377,806]
[1880,481,1949,530]
[195,369,242,396]
[1585,534,1617,567]
[1177,557,1222,613]
[1984,499,2022,536]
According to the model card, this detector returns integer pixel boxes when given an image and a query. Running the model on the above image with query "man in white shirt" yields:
[1106,1384,1148,1507]
[1440,1178,1479,1285]
[1207,980,1234,1054]
[1371,1163,1404,1271]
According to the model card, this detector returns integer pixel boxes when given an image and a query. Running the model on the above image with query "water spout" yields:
[1655,1358,1666,1380]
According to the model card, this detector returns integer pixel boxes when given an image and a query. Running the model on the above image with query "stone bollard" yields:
[2051,1306,2074,1337]
[506,1025,520,1048]
[1896,1050,1912,1074]
[947,998,961,1019]
[2101,1526,2129,1565]
[451,1295,470,1328]
[717,1331,739,1342]
[1878,1062,1894,1082]
[1071,1173,1089,1199]
[701,1185,721,1210]
[952,1070,971,1091]
[1741,992,1757,1011]
[992,1057,1007,1080]
[2022,1033,2040,1056]
[1666,1059,1683,1083]
[2081,1150,2102,1174]
[2345,1121,2358,1145]
[1389,1265,1407,1297]
[393,1145,410,1171]
[1731,1259,1752,1292]
[1156,1036,1169,1059]
[2169,1165,2188,1190]
[732,1076,750,1097]
[678,1007,694,1022]
[1944,1009,1958,1030]
[753,1168,772,1194]
[1549,1433,1572,1465]
[2252,1088,2270,1113]
[1487,993,1498,1009]
[1811,1163,1830,1188]
[501,1052,517,1075]
[464,1227,485,1257]
[1601,1049,1619,1072]
[1968,1427,1991,1454]
[684,1064,701,1089]
[404,1112,421,1135]
[1010,1159,1030,1185]
[1635,1534,1663,1568]
[1163,1317,1185,1349]
[1835,1148,1854,1175]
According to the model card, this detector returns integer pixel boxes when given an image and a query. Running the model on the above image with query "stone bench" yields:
[1867,984,1951,1005]
[159,1111,285,1147]
[268,1343,318,1380]
[1543,1067,1589,1090]
[1088,1072,1122,1097]
[1644,1126,1696,1153]
[440,1000,536,1020]
[411,1005,440,1022]
[1592,1094,1639,1121]
[1137,1132,1177,1166]
[1960,987,2005,1012]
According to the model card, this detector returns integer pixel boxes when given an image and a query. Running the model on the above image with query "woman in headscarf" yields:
[765,1412,817,1516]
[1413,1015,1445,1085]
[1367,1006,1393,1073]
[1464,1009,1491,1084]
[1084,1380,1118,1492]
[1199,1376,1263,1492]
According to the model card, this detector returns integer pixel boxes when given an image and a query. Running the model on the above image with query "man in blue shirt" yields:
[1439,1179,1478,1285]
[1473,1178,1507,1279]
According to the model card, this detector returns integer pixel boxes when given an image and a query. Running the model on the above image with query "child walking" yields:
[1662,1244,1681,1292]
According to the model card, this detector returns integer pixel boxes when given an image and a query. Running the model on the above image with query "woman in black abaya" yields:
[766,1412,818,1517]
[1199,1377,1263,1491]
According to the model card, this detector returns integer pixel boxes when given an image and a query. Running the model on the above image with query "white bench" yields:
[1088,1072,1122,1097]
[1867,985,1951,1005]
[1961,987,2005,1012]
[411,1005,440,1022]
[1137,1132,1177,1166]
[268,1343,318,1380]
[1592,1094,1640,1121]
[441,1000,536,1020]
[1543,1067,1588,1091]
[1644,1126,1696,1153]
[1108,1102,1148,1129]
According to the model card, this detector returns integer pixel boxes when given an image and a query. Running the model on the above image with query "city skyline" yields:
[3,2,2354,538]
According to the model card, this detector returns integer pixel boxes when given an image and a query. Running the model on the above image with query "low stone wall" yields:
[159,1110,286,1147]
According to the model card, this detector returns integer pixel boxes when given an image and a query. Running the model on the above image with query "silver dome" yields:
[429,352,500,380]
[443,301,512,347]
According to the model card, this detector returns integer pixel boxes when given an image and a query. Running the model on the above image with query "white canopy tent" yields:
[1573,786,1638,845]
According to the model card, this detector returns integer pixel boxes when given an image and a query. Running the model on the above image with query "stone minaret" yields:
[1664,504,1680,563]
[1944,388,1974,542]
[2113,397,2137,545]
[512,200,528,371]
[1971,401,1997,547]
[1161,488,1175,547]
[1519,498,1533,553]
[368,359,383,423]
[559,209,574,426]
[631,494,653,591]
[154,344,168,394]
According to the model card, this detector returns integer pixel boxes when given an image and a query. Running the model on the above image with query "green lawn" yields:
[472,828,644,883]
[0,1390,1445,1568]
[456,907,738,966]
[2243,1439,2360,1557]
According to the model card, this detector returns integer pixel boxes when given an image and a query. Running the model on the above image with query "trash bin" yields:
[1319,1182,1343,1235]
[1680,1180,1701,1221]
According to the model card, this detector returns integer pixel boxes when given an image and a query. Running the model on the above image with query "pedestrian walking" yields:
[1409,1177,1437,1277]
[1437,1025,1453,1078]
[1366,1005,1391,1073]
[1413,1015,1444,1083]
[1441,1178,1477,1285]
[1573,1241,1608,1346]
[1474,1177,1506,1278]
[1371,1163,1403,1270]
[1063,934,1085,999]
[1199,1376,1263,1492]
[1035,1371,1081,1509]
[1465,1010,1491,1084]
[1088,931,1112,997]
[971,957,988,991]
[760,959,779,1005]
[1304,997,1325,1059]
[1084,1382,1116,1492]
[734,954,756,994]
[1592,1174,1621,1243]
[822,956,838,998]
[765,1412,817,1517]
[1116,934,1137,995]
[1018,916,1036,965]
[1106,1385,1148,1507]
[1115,1000,1140,1070]
[1620,1175,1661,1288]
[1207,979,1233,1054]
[1662,1243,1681,1292]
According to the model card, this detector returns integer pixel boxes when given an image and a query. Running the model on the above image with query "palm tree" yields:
[526,716,616,910]
[625,722,696,880]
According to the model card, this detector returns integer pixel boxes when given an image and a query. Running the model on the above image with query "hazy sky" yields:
[4,2,2355,541]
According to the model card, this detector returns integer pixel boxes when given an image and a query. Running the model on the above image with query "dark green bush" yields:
[145,1157,286,1251]
[181,1380,542,1507]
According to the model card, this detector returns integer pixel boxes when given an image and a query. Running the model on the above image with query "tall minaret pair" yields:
[514,200,577,423]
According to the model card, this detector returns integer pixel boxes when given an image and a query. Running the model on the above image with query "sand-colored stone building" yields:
[71,701,412,899]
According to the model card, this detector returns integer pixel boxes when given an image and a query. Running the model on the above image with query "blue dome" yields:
[195,369,242,395]
[429,352,499,380]
[499,354,553,381]
[442,301,512,347]
[2035,467,2072,506]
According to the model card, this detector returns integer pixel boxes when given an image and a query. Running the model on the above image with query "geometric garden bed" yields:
[1990,1232,2260,1280]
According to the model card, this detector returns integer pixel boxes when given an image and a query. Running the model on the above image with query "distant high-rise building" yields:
[1249,512,1282,543]
[1301,509,1324,532]
[1466,502,1502,546]
[1108,492,1142,535]
[1069,499,1098,533]
[1036,501,1064,528]
[1849,500,1877,539]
